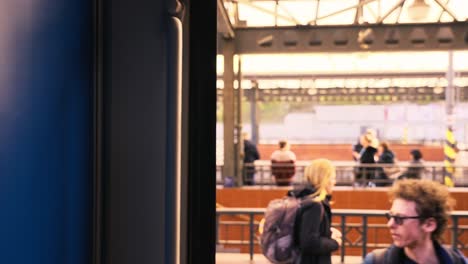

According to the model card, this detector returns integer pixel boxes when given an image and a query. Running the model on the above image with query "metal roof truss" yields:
[216,86,468,104]
[218,22,468,53]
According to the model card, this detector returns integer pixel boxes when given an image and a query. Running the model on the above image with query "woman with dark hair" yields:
[376,142,397,186]
[410,149,422,161]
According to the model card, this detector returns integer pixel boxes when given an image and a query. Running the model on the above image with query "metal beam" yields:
[433,0,459,21]
[222,40,236,183]
[308,0,377,25]
[438,0,450,22]
[239,0,297,24]
[217,86,468,104]
[277,3,300,25]
[217,0,235,38]
[217,71,468,80]
[217,22,468,54]
[250,81,260,145]
[235,56,243,184]
[377,0,405,24]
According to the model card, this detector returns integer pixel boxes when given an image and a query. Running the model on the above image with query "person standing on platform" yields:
[243,132,260,185]
[289,159,341,264]
[376,141,398,186]
[270,140,297,186]
[352,137,364,161]
[364,180,467,264]
[357,131,379,187]
[399,149,425,180]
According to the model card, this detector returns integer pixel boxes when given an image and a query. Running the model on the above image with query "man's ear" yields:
[422,217,437,233]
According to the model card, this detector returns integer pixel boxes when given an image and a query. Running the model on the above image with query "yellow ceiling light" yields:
[407,0,431,21]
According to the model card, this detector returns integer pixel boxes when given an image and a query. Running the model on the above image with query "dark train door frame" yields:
[93,0,216,263]
[183,0,217,264]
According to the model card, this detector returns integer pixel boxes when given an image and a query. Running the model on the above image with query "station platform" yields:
[216,186,468,256]
[217,186,468,210]
[216,253,363,264]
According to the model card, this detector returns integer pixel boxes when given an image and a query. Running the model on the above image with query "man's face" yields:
[387,198,429,248]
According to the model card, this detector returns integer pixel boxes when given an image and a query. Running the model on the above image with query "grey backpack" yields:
[260,196,324,264]
[260,196,301,264]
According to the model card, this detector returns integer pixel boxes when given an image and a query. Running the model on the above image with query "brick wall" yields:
[258,144,444,161]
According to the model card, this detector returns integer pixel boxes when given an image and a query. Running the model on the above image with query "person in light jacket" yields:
[271,140,297,186]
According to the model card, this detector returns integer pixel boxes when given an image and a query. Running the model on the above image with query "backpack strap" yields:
[297,198,324,222]
[371,248,387,264]
[293,198,325,247]
[318,200,324,220]
[371,246,401,264]
[443,246,467,264]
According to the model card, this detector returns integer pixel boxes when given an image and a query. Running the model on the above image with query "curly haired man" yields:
[364,179,467,264]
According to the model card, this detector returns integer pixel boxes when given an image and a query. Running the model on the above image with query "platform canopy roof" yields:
[217,0,468,98]
[218,0,468,53]
[221,0,468,28]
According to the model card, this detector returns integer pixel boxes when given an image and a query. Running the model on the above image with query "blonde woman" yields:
[288,158,341,264]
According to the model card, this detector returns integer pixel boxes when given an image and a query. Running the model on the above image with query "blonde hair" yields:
[304,159,336,201]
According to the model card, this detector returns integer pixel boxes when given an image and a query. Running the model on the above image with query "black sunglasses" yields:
[385,213,423,225]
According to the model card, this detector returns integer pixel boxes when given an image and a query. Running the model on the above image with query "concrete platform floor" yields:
[216,253,364,264]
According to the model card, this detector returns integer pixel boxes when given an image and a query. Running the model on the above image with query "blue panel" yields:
[0,1,93,263]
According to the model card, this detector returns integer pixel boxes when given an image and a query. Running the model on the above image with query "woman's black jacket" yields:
[287,186,339,264]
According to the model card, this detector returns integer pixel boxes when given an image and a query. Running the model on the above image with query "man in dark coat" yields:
[352,138,363,161]
[243,132,260,185]
[356,134,378,186]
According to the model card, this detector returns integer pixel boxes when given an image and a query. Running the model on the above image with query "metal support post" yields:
[249,213,254,260]
[341,215,346,263]
[451,216,459,250]
[250,80,260,145]
[444,50,456,187]
[223,39,236,183]
[235,55,244,183]
[362,216,368,259]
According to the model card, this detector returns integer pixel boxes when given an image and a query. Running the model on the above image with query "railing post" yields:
[452,215,459,250]
[440,166,444,183]
[242,164,246,186]
[249,213,255,260]
[362,215,368,259]
[216,213,220,244]
[341,215,346,263]
[260,165,264,186]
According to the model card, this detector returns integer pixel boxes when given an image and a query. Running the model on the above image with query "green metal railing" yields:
[216,208,468,262]
[217,162,468,187]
